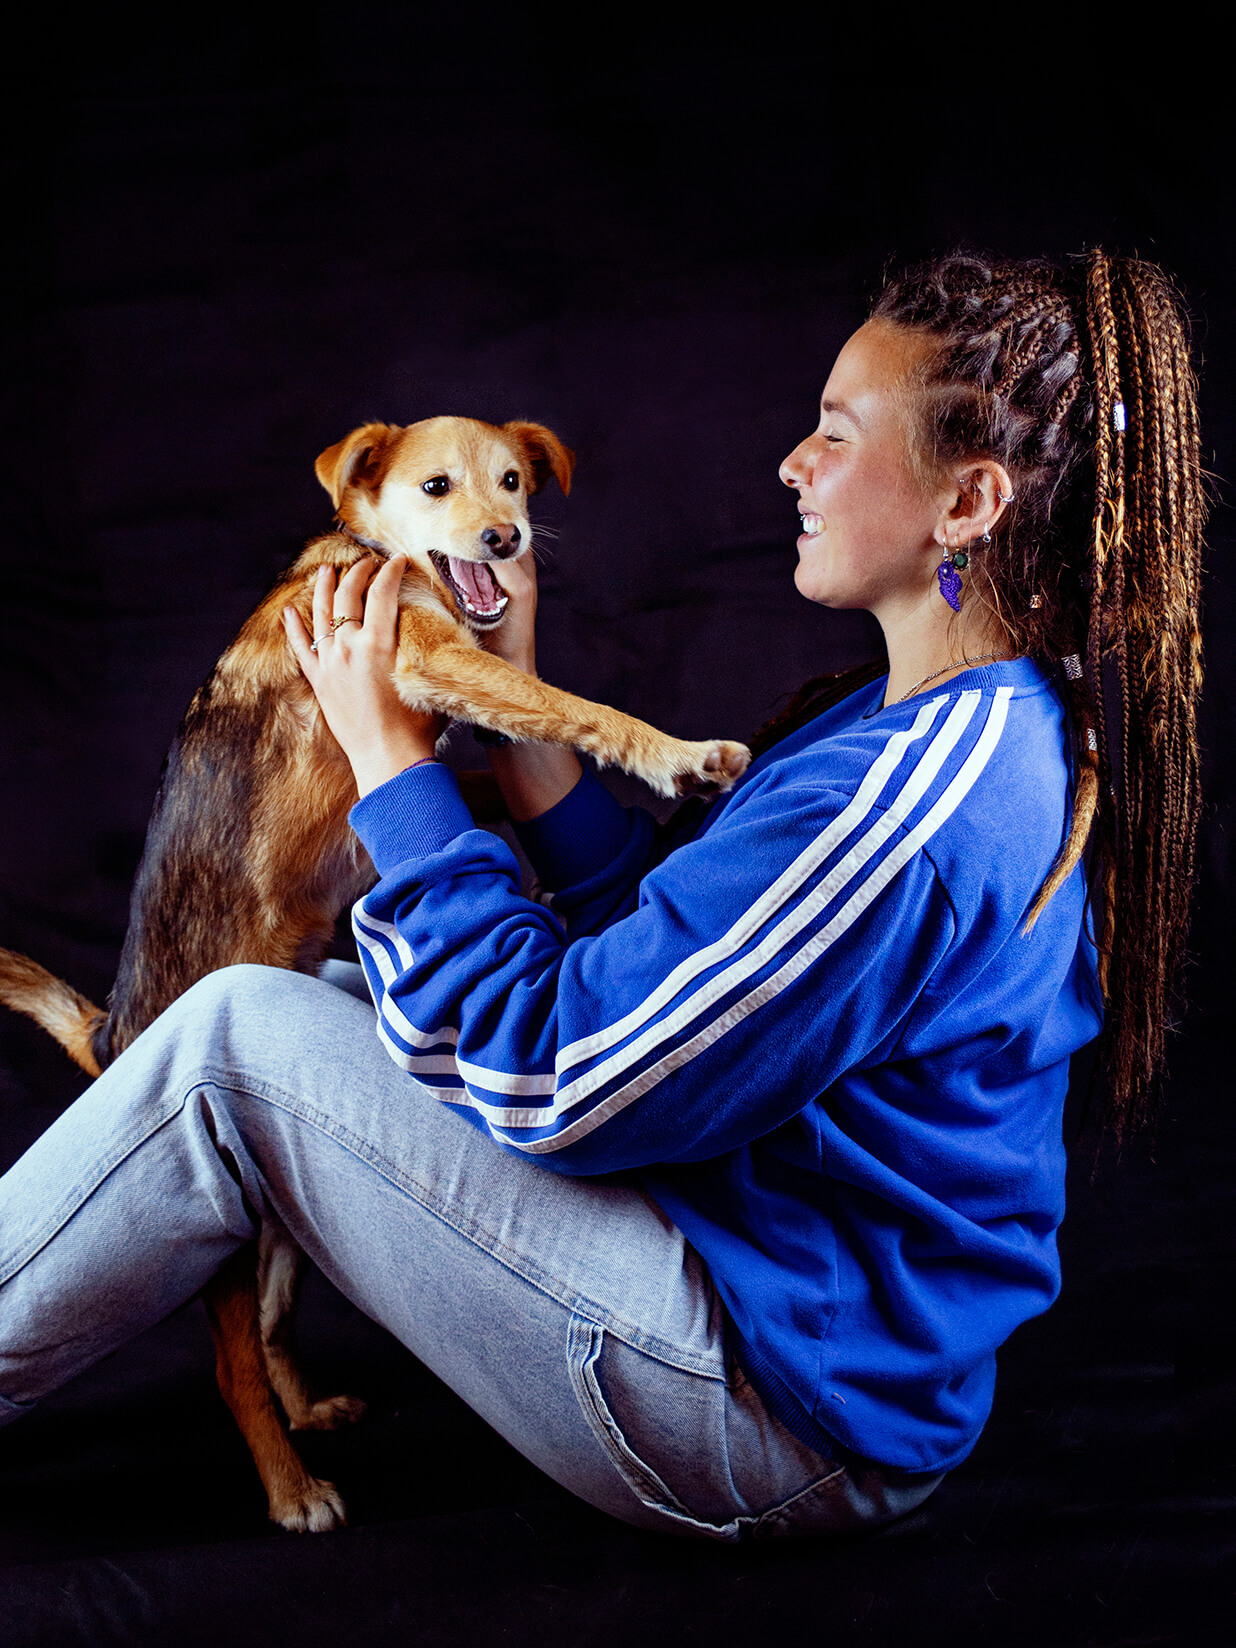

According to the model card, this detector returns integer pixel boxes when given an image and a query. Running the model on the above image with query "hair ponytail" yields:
[863,250,1206,1132]
[1075,252,1205,1125]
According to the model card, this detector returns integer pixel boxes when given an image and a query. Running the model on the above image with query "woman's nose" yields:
[779,439,812,488]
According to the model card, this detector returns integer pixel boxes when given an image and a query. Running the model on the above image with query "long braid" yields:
[1083,254,1204,1118]
[1081,253,1123,1000]
[866,250,1206,1132]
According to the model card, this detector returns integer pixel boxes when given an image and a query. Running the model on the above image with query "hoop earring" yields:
[937,533,969,613]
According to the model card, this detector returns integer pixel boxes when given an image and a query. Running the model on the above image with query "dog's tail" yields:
[0,948,105,1077]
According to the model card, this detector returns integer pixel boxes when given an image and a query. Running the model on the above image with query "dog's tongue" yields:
[449,557,503,613]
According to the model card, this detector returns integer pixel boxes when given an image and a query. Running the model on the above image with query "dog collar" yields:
[335,523,389,556]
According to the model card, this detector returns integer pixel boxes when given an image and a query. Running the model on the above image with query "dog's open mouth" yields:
[429,553,510,628]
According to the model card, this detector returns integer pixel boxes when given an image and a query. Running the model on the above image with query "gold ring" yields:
[330,615,362,632]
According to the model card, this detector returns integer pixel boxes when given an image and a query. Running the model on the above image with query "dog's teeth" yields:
[462,594,508,618]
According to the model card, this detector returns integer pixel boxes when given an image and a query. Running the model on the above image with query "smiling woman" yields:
[0,249,1205,1543]
[781,319,1015,673]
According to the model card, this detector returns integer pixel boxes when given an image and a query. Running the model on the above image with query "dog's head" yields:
[314,416,574,630]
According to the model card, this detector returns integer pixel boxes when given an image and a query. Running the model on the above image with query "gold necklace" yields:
[891,654,1010,706]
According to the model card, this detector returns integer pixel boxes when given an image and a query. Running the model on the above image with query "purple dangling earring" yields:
[936,537,969,613]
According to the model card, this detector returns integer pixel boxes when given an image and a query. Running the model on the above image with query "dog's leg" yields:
[257,1223,366,1433]
[395,638,750,798]
[203,1248,347,1532]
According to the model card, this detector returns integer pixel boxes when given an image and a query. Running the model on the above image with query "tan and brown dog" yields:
[0,415,750,1532]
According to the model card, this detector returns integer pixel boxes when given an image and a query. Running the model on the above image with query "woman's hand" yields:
[476,550,583,820]
[481,552,539,675]
[283,555,445,797]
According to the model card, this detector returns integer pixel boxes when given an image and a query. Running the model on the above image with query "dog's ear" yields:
[502,422,575,497]
[314,423,398,508]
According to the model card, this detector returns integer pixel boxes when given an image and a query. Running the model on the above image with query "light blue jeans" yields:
[0,963,941,1539]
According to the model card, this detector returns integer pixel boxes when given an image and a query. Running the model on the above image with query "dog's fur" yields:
[0,415,750,1532]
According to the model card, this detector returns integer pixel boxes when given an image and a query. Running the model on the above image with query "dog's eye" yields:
[501,470,521,492]
[422,476,451,497]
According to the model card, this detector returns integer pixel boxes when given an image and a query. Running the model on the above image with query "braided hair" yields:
[877,252,1204,1132]
[754,252,1205,1133]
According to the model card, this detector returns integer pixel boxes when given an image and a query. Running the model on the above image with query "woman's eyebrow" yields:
[820,397,863,428]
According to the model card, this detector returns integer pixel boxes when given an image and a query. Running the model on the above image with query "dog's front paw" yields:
[270,1475,347,1533]
[290,1393,367,1432]
[675,740,751,795]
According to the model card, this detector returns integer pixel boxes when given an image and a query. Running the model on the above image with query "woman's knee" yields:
[112,965,334,1097]
[168,964,328,1043]
[178,962,305,1012]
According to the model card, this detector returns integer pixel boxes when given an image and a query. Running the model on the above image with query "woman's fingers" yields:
[483,553,538,672]
[312,563,337,644]
[283,604,317,673]
[360,554,407,641]
[287,555,408,680]
[334,555,381,622]
[490,551,537,600]
[305,555,397,660]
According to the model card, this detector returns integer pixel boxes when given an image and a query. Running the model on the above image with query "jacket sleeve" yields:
[509,764,660,935]
[348,757,956,1175]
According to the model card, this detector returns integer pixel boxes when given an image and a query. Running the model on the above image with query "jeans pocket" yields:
[565,1312,943,1542]
[566,1313,743,1539]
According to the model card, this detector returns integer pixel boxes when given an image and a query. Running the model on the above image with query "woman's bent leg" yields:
[0,964,937,1538]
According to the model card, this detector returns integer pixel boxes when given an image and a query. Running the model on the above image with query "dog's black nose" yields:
[481,525,521,557]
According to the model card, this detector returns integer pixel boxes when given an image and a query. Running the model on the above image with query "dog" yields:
[0,414,750,1532]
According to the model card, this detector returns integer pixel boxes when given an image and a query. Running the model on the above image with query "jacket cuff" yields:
[513,766,633,891]
[349,763,476,873]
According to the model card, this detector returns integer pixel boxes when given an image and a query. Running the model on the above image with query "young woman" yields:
[0,251,1204,1539]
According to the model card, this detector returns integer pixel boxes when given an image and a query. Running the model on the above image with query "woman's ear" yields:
[937,458,1014,547]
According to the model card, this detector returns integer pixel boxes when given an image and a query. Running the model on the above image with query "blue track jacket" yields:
[348,659,1103,1473]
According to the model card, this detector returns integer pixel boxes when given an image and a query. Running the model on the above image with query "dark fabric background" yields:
[1,10,1232,1645]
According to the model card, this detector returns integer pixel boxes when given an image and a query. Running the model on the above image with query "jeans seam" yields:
[206,1067,726,1381]
[0,1390,35,1424]
[750,1463,849,1537]
[0,1092,189,1287]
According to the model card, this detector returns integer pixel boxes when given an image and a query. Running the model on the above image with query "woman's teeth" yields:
[800,514,824,537]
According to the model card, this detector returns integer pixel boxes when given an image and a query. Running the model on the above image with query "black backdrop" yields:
[1,11,1233,1645]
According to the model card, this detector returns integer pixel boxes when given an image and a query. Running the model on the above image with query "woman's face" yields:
[780,319,943,616]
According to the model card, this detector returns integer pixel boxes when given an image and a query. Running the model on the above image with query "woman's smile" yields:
[781,318,941,616]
